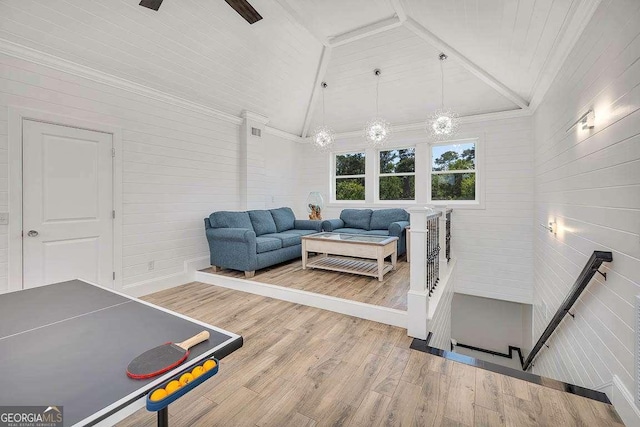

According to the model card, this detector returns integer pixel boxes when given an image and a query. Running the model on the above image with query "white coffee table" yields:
[301,232,398,281]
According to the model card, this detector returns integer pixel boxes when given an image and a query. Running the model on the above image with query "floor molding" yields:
[410,338,611,405]
[194,270,407,328]
[609,375,640,427]
[123,256,210,297]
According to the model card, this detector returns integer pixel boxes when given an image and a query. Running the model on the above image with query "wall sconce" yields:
[541,221,557,234]
[566,109,595,132]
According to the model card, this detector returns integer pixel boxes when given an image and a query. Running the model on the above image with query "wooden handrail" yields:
[522,251,613,371]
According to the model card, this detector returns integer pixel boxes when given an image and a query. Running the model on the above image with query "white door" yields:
[22,120,113,289]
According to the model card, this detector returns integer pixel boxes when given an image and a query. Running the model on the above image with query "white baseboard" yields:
[194,271,407,328]
[123,256,210,297]
[609,375,640,426]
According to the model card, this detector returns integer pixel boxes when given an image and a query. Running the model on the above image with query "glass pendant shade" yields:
[364,69,392,146]
[312,82,335,151]
[311,125,335,151]
[427,108,459,139]
[364,117,392,146]
[427,54,459,140]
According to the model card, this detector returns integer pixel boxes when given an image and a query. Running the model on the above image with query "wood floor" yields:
[117,282,624,427]
[201,255,409,310]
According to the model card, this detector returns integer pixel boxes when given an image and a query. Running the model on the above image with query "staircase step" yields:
[411,337,610,404]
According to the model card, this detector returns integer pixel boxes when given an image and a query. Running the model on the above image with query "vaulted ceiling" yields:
[0,0,596,136]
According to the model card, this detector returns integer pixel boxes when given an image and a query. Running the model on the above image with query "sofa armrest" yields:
[294,219,322,232]
[389,221,410,237]
[321,219,344,232]
[206,228,256,243]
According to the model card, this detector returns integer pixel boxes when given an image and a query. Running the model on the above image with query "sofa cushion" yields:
[362,230,391,236]
[255,237,282,253]
[261,233,301,248]
[370,208,409,230]
[284,229,317,237]
[333,228,368,234]
[209,211,254,230]
[248,210,277,236]
[270,207,296,232]
[339,209,373,230]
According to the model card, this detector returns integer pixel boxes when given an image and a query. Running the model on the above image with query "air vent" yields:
[251,127,261,137]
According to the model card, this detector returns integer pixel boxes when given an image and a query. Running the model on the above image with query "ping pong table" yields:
[0,279,243,427]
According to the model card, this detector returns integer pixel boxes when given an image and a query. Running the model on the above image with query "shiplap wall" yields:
[531,0,640,403]
[427,266,455,351]
[0,53,294,294]
[298,116,534,304]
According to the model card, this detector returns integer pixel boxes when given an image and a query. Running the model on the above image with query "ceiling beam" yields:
[301,108,532,142]
[301,46,332,138]
[328,16,403,47]
[403,17,530,110]
[390,0,407,22]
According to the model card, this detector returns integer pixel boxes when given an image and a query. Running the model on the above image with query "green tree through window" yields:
[379,148,415,200]
[431,142,476,201]
[335,152,365,200]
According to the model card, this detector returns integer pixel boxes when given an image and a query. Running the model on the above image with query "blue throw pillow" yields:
[370,209,409,230]
[248,210,278,236]
[340,209,373,230]
[209,211,254,230]
[270,207,296,232]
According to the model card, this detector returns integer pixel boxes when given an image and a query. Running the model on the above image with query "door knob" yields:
[27,230,39,237]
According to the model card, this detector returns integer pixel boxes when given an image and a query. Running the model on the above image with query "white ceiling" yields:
[0,0,593,136]
[0,0,322,134]
[309,26,517,133]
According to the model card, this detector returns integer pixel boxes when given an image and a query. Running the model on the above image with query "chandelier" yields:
[311,82,335,151]
[427,53,459,140]
[364,69,392,146]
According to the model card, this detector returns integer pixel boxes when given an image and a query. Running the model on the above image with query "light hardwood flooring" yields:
[201,255,409,310]
[117,282,624,427]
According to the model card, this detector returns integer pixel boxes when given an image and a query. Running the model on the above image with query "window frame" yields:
[375,146,416,203]
[331,150,367,203]
[427,138,482,207]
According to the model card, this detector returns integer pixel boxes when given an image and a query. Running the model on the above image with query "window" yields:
[378,148,415,201]
[334,152,366,201]
[430,141,477,201]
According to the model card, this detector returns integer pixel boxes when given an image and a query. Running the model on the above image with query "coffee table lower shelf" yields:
[306,256,394,280]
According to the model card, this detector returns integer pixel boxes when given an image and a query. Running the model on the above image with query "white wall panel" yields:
[0,53,297,293]
[531,0,640,405]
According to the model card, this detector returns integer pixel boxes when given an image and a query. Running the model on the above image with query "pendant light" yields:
[427,53,459,140]
[312,82,335,151]
[364,69,392,146]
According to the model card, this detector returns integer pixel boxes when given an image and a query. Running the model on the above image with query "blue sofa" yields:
[321,208,410,256]
[204,207,322,277]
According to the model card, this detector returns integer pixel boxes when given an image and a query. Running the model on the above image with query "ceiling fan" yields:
[139,0,263,24]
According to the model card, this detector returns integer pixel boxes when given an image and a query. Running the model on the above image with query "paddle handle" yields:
[176,331,210,351]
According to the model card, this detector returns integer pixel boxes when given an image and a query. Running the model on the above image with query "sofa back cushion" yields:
[340,209,373,230]
[248,210,278,236]
[270,207,296,232]
[370,208,409,230]
[209,211,254,230]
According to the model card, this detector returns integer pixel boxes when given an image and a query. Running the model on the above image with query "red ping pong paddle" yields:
[126,331,210,379]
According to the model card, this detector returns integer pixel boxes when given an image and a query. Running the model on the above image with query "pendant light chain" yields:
[440,59,444,109]
[376,74,380,117]
[322,84,326,126]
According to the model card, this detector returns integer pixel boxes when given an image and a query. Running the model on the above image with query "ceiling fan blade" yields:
[139,0,164,11]
[224,0,263,24]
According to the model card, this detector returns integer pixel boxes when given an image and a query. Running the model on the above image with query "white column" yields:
[239,110,269,210]
[407,206,434,339]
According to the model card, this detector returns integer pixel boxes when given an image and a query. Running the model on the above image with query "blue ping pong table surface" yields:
[0,279,243,427]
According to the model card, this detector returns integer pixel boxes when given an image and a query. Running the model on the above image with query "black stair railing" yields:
[522,250,613,371]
